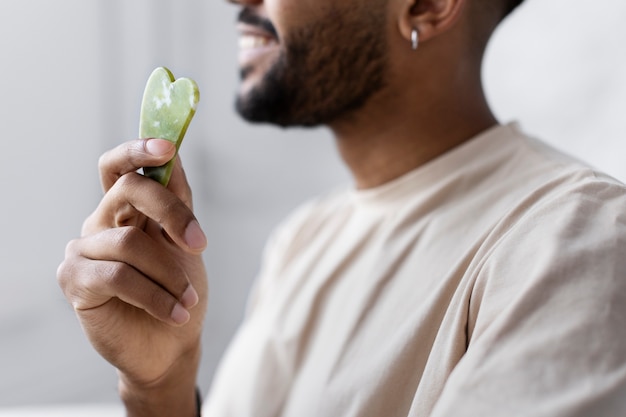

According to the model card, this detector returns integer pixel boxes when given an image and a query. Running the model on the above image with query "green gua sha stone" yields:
[139,67,200,186]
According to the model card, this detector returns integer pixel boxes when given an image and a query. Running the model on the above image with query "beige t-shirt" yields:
[204,123,626,416]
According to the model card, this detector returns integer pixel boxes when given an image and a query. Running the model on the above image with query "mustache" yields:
[237,7,279,39]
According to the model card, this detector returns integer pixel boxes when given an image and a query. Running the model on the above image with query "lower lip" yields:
[238,39,279,68]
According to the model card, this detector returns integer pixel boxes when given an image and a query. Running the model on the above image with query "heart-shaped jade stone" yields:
[139,67,200,186]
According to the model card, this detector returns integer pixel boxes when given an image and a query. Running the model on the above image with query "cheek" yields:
[265,0,324,40]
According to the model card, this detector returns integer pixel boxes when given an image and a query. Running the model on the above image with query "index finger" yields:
[98,138,176,192]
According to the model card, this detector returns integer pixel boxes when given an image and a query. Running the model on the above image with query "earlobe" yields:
[397,0,465,48]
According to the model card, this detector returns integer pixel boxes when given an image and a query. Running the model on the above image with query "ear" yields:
[397,0,466,47]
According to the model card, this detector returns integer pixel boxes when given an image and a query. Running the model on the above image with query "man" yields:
[57,0,626,415]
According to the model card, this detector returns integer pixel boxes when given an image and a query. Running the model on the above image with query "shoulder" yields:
[440,142,626,415]
[479,123,626,241]
[469,148,626,339]
[465,124,626,334]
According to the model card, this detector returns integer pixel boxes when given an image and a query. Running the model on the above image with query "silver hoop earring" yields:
[411,28,419,51]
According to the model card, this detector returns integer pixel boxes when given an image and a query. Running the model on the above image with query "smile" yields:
[239,34,276,50]
[237,24,279,70]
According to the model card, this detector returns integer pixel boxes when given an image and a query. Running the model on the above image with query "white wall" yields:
[0,0,107,405]
[486,0,626,180]
[0,0,624,407]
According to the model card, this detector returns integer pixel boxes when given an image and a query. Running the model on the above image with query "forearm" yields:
[119,344,202,417]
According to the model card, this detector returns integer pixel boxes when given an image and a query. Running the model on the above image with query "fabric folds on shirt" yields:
[204,123,626,417]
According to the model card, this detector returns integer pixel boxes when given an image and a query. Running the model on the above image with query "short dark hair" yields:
[503,0,525,16]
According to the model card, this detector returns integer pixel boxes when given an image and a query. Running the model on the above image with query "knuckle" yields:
[161,199,194,231]
[56,259,72,289]
[56,256,123,310]
[64,238,81,257]
[97,150,111,172]
[107,173,142,207]
[58,240,85,289]
[115,172,140,189]
[102,261,130,288]
[129,139,149,159]
[110,226,143,251]
[81,212,99,236]
[161,197,185,219]
[56,256,91,302]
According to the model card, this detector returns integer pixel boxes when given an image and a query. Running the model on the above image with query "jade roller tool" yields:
[139,67,200,186]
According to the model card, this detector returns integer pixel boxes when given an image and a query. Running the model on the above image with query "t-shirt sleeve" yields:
[431,177,626,417]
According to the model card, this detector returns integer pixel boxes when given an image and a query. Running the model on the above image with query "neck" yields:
[328,61,497,190]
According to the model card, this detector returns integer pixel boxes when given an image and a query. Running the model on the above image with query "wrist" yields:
[119,344,201,417]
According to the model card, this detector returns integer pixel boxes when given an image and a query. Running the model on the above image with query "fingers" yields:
[58,228,200,326]
[168,156,194,210]
[99,139,176,193]
[83,172,207,254]
[67,139,206,327]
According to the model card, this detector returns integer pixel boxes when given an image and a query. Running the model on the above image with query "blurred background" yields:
[0,0,624,410]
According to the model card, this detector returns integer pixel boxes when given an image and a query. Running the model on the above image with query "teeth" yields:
[239,35,273,50]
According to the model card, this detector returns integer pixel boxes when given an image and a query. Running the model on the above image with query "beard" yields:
[235,5,388,128]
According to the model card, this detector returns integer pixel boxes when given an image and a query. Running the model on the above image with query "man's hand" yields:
[57,138,208,416]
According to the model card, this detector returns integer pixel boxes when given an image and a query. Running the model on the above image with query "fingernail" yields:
[184,220,207,250]
[146,139,174,156]
[181,285,199,309]
[171,303,191,325]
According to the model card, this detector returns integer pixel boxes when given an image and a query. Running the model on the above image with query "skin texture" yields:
[234,0,501,189]
[57,0,516,415]
[235,2,389,126]
[58,139,208,416]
